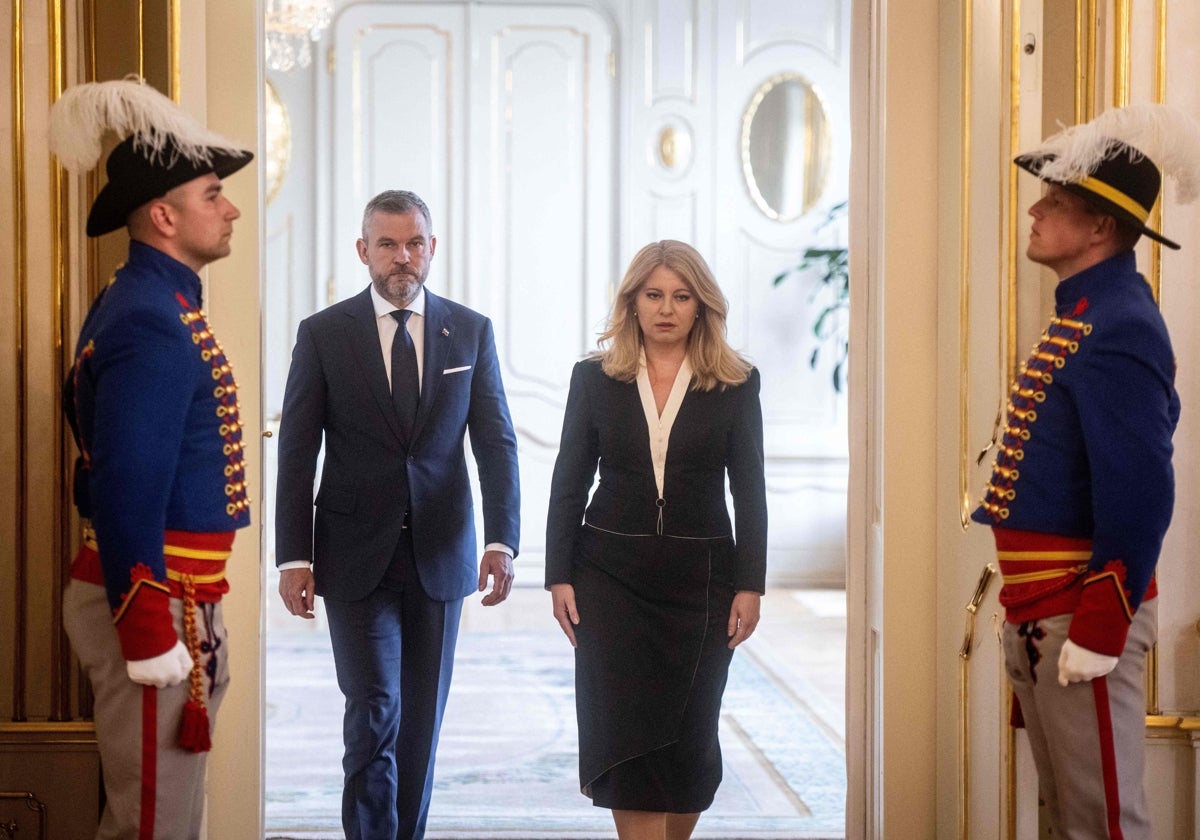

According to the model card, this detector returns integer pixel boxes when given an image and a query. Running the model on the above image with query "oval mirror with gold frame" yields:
[740,72,832,222]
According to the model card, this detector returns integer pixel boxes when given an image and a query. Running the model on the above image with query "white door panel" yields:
[329,2,615,573]
[332,4,467,303]
[468,6,615,568]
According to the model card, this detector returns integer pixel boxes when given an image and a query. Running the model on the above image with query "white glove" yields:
[126,639,193,688]
[1057,638,1118,687]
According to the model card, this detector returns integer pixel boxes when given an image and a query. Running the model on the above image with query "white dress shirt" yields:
[370,283,425,393]
[635,352,693,500]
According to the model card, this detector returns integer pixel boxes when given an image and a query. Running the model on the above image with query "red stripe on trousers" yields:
[1092,677,1123,839]
[141,686,157,840]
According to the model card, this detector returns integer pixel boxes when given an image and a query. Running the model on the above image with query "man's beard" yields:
[372,267,425,306]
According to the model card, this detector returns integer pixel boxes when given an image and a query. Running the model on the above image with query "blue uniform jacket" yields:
[66,241,250,658]
[973,251,1179,654]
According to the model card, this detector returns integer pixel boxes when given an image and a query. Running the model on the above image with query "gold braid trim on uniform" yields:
[1082,570,1135,622]
[111,577,171,625]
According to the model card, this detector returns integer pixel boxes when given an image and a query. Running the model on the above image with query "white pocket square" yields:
[443,365,471,375]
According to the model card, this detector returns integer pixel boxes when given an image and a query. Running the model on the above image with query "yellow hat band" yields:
[1077,175,1151,222]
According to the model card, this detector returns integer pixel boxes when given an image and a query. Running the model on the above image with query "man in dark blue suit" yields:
[275,190,520,839]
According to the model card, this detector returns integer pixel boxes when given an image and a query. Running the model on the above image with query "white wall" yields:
[263,0,853,588]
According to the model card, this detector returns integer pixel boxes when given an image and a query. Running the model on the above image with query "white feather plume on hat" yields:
[48,75,247,174]
[1027,103,1200,204]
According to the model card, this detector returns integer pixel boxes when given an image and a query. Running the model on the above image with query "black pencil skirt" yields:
[571,524,737,813]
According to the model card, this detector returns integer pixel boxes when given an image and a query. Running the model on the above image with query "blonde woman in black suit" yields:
[545,240,767,840]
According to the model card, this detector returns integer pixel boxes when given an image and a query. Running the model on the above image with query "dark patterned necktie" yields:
[390,310,419,438]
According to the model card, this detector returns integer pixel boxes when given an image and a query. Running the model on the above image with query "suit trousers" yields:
[324,529,463,840]
[1002,599,1157,840]
[63,579,229,840]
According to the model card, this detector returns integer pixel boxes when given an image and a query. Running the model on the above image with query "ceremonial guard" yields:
[49,78,253,839]
[974,104,1200,839]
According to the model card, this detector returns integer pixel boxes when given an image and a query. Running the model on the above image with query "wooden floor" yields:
[264,584,847,839]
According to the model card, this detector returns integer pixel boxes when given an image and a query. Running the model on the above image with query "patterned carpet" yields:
[265,602,845,839]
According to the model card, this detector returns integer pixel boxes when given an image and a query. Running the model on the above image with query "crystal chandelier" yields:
[265,0,334,72]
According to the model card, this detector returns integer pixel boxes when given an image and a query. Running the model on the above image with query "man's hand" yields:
[279,567,316,619]
[1057,638,1118,686]
[478,550,514,606]
[127,639,193,688]
[550,583,579,648]
[727,591,762,650]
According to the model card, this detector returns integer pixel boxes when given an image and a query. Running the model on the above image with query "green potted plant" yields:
[771,201,849,392]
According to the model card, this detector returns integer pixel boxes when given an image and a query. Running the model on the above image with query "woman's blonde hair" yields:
[594,240,751,391]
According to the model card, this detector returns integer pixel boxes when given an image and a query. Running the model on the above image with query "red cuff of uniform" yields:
[113,581,177,661]
[1067,571,1132,657]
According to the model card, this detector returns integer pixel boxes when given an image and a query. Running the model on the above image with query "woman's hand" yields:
[550,583,580,648]
[727,591,761,649]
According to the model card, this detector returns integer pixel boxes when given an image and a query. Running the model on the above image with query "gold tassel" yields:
[177,574,211,753]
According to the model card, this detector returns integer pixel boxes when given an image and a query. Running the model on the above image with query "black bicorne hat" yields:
[48,77,253,238]
[1013,103,1200,253]
[1016,143,1177,250]
[86,134,253,237]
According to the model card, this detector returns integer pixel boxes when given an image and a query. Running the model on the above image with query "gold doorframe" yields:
[1,3,181,836]
[956,2,1185,838]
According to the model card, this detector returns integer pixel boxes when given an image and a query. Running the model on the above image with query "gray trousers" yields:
[1002,600,1157,840]
[64,579,230,840]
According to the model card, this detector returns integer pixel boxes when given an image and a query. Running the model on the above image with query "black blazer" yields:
[544,358,767,593]
[275,286,520,602]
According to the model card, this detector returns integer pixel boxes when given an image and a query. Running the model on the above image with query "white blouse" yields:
[635,352,693,501]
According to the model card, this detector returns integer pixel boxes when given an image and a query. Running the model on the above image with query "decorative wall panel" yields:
[295,1,849,587]
[332,7,462,303]
[650,191,697,243]
[494,32,589,394]
[738,0,841,64]
[263,216,295,421]
[315,3,615,569]
[647,0,698,104]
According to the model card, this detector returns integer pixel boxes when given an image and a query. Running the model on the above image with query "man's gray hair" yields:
[361,190,433,240]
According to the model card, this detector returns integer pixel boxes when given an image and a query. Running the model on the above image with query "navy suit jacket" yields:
[275,286,520,602]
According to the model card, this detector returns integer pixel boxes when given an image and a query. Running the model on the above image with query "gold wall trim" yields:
[137,0,144,78]
[48,0,72,723]
[957,565,995,840]
[1155,0,1167,101]
[1080,0,1089,122]
[1113,0,1131,107]
[1146,645,1160,715]
[83,0,94,80]
[0,720,96,736]
[1084,0,1097,120]
[168,0,180,100]
[1148,0,1166,304]
[1005,0,1020,385]
[1004,676,1016,840]
[83,0,98,307]
[958,655,970,840]
[957,0,973,532]
[1000,4,1020,835]
[956,4,978,833]
[1146,715,1200,731]
[11,0,30,726]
